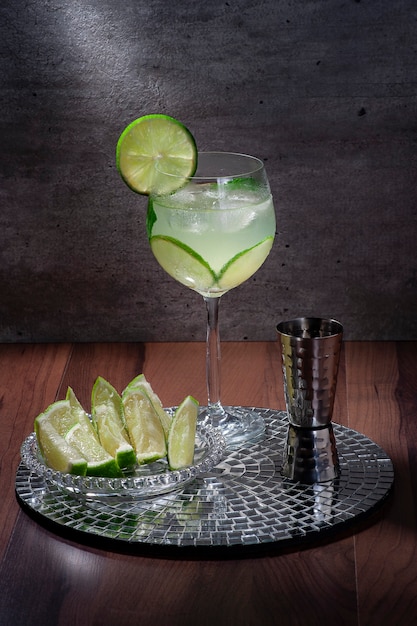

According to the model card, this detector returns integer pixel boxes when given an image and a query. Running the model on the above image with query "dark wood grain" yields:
[0,343,71,560]
[0,341,415,625]
[56,342,147,410]
[346,342,417,624]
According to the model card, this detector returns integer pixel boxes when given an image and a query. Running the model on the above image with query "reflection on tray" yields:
[16,409,394,549]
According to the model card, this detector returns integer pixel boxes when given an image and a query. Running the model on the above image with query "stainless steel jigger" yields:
[277,317,343,483]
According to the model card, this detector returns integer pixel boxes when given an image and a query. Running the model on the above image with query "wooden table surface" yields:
[1,340,416,625]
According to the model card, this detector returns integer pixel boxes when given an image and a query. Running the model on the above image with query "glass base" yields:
[199,405,266,450]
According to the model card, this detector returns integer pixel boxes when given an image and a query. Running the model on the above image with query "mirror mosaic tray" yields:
[16,408,394,551]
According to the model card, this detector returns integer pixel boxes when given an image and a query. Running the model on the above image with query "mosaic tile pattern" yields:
[16,409,394,549]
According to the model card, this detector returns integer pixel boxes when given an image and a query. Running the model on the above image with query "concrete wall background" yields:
[1,0,416,342]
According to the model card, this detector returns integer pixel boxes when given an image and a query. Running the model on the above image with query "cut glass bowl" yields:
[20,423,225,503]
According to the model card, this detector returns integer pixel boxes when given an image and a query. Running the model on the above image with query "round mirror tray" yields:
[16,409,394,553]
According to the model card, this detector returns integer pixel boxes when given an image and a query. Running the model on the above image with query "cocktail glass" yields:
[147,152,276,448]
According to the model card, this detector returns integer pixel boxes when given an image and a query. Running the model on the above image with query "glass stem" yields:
[204,296,224,419]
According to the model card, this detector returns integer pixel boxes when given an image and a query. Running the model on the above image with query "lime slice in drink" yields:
[217,236,274,291]
[122,387,167,464]
[91,377,136,469]
[167,396,198,470]
[123,373,172,438]
[116,114,197,195]
[34,403,88,475]
[150,235,216,293]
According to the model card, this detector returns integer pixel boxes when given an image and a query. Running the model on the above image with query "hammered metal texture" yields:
[16,409,394,550]
[277,318,343,427]
[282,423,340,483]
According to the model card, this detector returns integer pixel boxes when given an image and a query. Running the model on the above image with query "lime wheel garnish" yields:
[116,114,197,195]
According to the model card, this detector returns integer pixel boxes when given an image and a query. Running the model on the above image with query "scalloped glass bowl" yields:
[20,423,225,502]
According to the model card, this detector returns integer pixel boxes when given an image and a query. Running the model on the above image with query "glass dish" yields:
[20,422,225,503]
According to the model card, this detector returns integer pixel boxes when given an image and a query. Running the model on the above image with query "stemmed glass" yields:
[147,152,276,448]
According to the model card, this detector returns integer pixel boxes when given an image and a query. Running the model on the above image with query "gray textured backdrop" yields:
[1,0,417,341]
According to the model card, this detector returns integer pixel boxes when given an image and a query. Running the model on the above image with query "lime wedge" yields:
[34,395,121,477]
[123,374,171,438]
[65,423,121,478]
[66,387,121,476]
[91,377,136,469]
[217,236,274,291]
[41,397,76,436]
[122,387,167,464]
[66,386,100,443]
[116,114,197,195]
[34,403,88,475]
[150,235,216,293]
[167,396,198,470]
